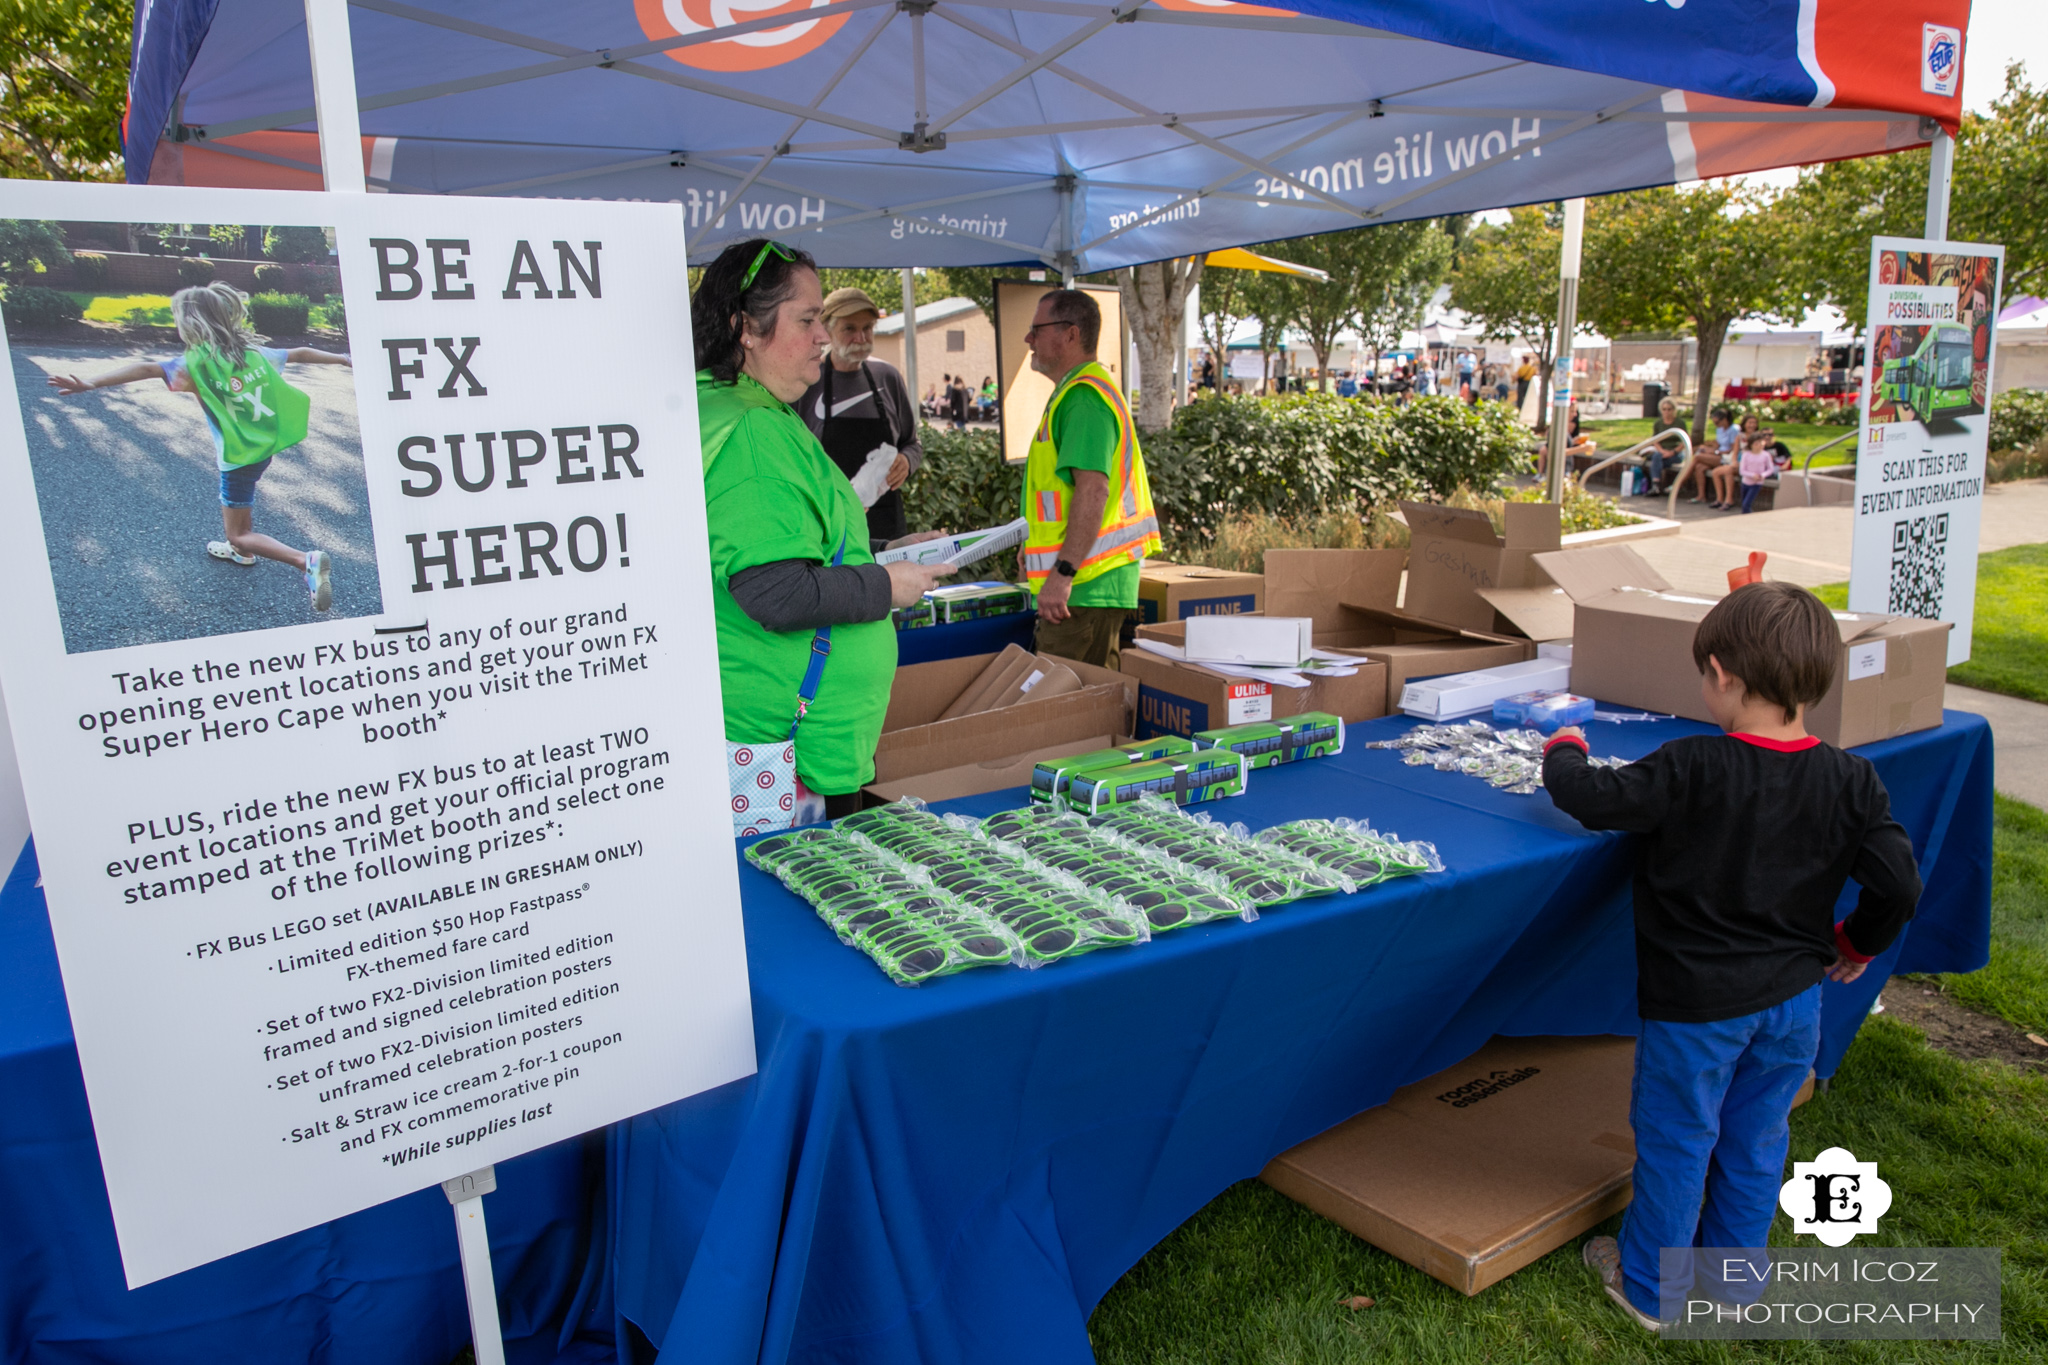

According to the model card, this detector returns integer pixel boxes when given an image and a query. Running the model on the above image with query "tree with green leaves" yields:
[1785,64,2045,319]
[1196,263,1254,389]
[1450,206,1563,412]
[1118,255,1204,429]
[1580,183,1803,448]
[0,0,131,182]
[0,217,69,281]
[1334,221,1453,385]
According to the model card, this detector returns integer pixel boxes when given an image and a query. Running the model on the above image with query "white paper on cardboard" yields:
[1183,615,1314,667]
[1846,639,1888,681]
[0,182,755,1287]
[1225,684,1275,724]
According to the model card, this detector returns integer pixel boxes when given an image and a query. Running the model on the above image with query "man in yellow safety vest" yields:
[1020,289,1161,667]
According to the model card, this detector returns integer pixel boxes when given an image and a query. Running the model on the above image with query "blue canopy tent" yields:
[128,0,1970,271]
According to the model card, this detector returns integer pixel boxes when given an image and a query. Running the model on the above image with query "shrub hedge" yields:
[71,251,109,288]
[1989,387,2048,454]
[1,285,83,329]
[175,257,217,287]
[901,392,1531,560]
[248,291,310,336]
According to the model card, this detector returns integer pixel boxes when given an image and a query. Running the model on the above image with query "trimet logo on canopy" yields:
[1922,24,1961,98]
[635,0,852,72]
[1780,1147,1894,1247]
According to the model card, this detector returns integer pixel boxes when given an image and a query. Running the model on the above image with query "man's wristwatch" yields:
[1053,559,1078,578]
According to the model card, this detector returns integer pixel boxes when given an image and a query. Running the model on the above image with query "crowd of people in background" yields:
[919,373,1000,427]
[1190,346,1529,407]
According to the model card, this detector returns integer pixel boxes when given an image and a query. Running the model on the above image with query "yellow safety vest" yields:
[1021,362,1161,589]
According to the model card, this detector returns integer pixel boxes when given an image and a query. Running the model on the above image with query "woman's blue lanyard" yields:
[789,533,847,739]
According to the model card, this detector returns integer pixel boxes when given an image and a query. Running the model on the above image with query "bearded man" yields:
[798,286,924,544]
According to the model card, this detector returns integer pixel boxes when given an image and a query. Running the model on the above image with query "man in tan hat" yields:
[799,285,924,543]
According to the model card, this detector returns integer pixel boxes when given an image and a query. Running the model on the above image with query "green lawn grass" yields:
[1813,545,2048,706]
[1088,1017,2048,1362]
[1583,418,1860,467]
[69,291,173,325]
[1940,795,2048,1036]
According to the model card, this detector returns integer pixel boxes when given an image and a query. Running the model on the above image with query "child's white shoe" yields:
[305,550,333,612]
[1583,1235,1664,1332]
[207,541,256,567]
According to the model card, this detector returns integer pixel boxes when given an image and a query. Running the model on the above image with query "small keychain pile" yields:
[1255,818,1442,886]
[1365,721,1630,795]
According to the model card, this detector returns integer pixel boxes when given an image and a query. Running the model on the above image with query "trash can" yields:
[1640,382,1666,419]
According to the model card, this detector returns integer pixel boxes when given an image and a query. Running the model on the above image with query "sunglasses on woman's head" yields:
[740,239,798,291]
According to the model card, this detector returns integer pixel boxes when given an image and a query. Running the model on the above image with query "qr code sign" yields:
[1887,514,1948,619]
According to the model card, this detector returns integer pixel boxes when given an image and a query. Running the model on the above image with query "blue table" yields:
[1,710,1991,1364]
[607,709,1992,1365]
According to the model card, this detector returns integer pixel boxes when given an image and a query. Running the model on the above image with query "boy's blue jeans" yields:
[1618,984,1822,1317]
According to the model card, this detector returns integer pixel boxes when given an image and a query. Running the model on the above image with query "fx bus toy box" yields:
[1193,713,1344,769]
[1030,735,1198,805]
[1063,750,1250,814]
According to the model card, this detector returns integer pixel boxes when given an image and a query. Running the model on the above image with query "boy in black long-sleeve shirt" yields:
[1543,582,1921,1330]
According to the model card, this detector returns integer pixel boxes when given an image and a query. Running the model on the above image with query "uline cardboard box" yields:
[1263,1035,1815,1296]
[1122,623,1387,738]
[1137,562,1263,623]
[1402,500,1562,636]
[869,651,1137,801]
[1530,544,1951,748]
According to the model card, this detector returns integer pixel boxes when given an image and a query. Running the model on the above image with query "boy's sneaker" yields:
[305,550,333,612]
[207,540,257,567]
[1583,1236,1663,1332]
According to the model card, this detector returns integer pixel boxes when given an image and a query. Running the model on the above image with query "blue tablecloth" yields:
[892,610,1036,666]
[1,709,1991,1364]
[0,842,614,1365]
[608,709,1992,1365]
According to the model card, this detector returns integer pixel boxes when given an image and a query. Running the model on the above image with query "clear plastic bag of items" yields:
[1088,795,1352,907]
[746,826,1018,986]
[1255,818,1442,887]
[979,804,1256,932]
[1364,721,1630,796]
[837,801,1150,965]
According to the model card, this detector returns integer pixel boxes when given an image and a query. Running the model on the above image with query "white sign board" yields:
[1849,236,2003,666]
[0,181,754,1287]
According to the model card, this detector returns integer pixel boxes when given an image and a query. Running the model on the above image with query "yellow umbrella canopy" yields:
[1202,248,1330,282]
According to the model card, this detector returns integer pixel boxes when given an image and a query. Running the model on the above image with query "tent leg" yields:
[1923,126,1953,240]
[900,268,920,415]
[1544,198,1585,504]
[303,0,366,193]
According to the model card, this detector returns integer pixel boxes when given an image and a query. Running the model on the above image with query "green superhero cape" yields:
[182,345,312,466]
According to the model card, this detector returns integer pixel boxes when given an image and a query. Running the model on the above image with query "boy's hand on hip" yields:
[1825,954,1867,984]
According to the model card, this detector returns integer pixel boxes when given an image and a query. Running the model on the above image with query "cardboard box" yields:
[1261,549,1406,631]
[1137,562,1263,623]
[1263,1036,1637,1296]
[1399,658,1572,720]
[935,645,1082,720]
[1529,545,1951,748]
[1317,604,1537,713]
[1184,615,1315,667]
[1263,1035,1815,1296]
[1402,501,1561,635]
[1122,625,1388,736]
[871,652,1137,799]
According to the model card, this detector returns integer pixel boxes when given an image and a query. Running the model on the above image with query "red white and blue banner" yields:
[124,0,1967,270]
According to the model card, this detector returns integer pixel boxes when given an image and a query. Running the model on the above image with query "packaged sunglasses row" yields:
[977,804,1257,931]
[1088,796,1355,907]
[746,826,1022,986]
[839,802,1152,965]
[1254,818,1441,887]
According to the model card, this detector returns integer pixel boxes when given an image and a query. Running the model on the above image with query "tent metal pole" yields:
[1923,126,1953,239]
[303,0,365,192]
[1544,197,1585,504]
[901,269,921,419]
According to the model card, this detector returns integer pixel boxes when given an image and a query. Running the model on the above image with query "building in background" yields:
[873,297,997,406]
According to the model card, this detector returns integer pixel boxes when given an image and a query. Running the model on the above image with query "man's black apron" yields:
[819,362,906,543]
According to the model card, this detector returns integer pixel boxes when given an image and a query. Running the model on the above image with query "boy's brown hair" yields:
[1691,582,1839,722]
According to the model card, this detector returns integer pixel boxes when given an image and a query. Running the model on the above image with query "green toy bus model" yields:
[1880,323,1975,421]
[1064,751,1248,815]
[1028,735,1199,804]
[930,582,1031,623]
[1192,713,1344,769]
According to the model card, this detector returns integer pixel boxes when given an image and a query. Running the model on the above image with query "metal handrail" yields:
[1578,427,1693,495]
[1797,430,1860,505]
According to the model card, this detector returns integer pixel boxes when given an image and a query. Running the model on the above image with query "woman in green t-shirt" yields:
[693,240,952,832]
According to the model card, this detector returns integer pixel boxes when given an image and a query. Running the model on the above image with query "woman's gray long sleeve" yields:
[729,558,893,633]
